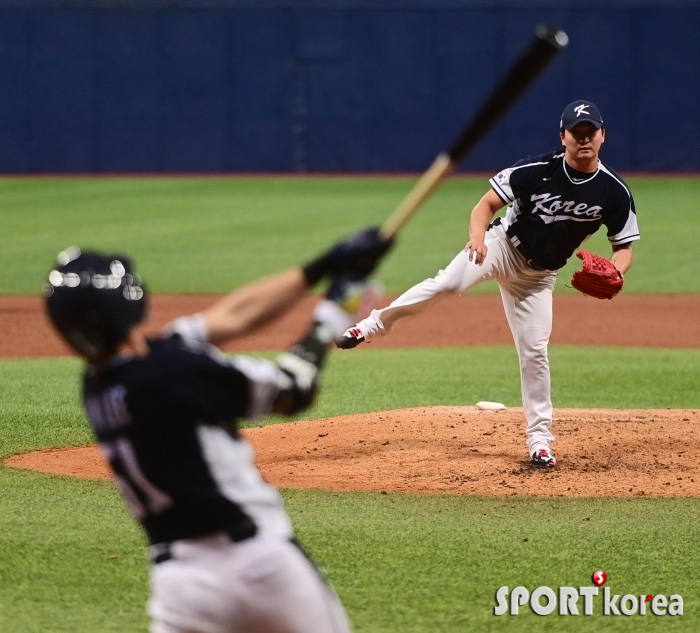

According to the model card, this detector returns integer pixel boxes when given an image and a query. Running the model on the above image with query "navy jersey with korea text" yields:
[489,151,640,270]
[82,317,293,546]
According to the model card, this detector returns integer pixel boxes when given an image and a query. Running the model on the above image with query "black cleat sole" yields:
[334,335,365,350]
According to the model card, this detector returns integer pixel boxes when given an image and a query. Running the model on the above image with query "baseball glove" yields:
[571,250,624,300]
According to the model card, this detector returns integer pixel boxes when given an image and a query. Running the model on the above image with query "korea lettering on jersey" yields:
[490,151,640,270]
[529,192,602,224]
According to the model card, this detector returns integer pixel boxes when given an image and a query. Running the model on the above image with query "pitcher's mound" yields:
[6,407,700,497]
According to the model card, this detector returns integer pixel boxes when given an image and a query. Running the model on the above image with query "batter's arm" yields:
[200,268,308,345]
[464,189,506,265]
[183,227,393,346]
[610,243,633,275]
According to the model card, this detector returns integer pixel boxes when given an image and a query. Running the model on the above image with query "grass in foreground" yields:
[0,176,699,295]
[290,490,698,632]
[1,347,699,631]
[0,469,697,632]
[0,469,147,633]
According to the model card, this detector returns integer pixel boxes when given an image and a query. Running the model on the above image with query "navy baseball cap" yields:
[560,100,604,131]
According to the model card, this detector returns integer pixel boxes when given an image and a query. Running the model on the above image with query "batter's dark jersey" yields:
[82,321,292,546]
[489,151,640,270]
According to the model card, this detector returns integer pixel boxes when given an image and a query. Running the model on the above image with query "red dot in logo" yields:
[592,570,607,587]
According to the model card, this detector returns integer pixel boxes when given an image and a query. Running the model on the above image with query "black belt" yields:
[519,252,550,272]
[504,226,551,272]
[152,520,257,564]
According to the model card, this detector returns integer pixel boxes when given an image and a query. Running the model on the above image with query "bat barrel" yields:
[377,25,569,242]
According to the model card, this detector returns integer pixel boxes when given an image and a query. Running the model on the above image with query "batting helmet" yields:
[43,247,147,362]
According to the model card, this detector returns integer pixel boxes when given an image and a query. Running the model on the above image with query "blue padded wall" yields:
[0,10,31,172]
[96,12,162,171]
[31,11,97,171]
[0,2,698,172]
[229,11,294,171]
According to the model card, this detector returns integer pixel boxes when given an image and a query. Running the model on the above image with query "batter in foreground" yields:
[337,101,640,469]
[43,228,391,633]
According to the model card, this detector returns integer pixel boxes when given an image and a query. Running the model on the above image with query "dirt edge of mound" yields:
[6,407,700,498]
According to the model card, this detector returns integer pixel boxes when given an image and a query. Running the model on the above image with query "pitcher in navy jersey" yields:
[43,228,392,633]
[336,101,639,469]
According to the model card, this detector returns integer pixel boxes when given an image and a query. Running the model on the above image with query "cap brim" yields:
[563,118,603,130]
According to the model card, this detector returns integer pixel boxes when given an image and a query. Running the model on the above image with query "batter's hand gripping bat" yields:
[379,25,569,240]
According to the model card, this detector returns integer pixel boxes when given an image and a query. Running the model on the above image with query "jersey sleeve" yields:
[604,181,641,246]
[228,355,288,419]
[161,333,289,422]
[489,155,551,204]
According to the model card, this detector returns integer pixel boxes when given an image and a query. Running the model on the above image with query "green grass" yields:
[1,176,699,295]
[0,469,147,633]
[290,490,698,632]
[0,470,697,632]
[1,348,699,630]
[2,346,699,460]
[1,174,699,631]
[311,345,700,420]
[0,358,93,459]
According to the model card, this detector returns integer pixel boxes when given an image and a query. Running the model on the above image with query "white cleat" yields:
[531,448,557,469]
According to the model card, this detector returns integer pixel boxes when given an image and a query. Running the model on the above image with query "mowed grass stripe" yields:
[0,176,699,295]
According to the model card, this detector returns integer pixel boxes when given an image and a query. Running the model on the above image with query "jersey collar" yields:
[562,155,600,185]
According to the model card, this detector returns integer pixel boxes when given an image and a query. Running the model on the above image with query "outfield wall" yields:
[0,0,698,173]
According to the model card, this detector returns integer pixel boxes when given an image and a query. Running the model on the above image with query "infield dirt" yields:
[1,293,700,357]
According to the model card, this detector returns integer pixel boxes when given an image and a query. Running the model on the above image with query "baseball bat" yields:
[379,25,569,239]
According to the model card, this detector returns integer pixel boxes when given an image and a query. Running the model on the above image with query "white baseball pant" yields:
[148,532,351,633]
[359,222,557,454]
